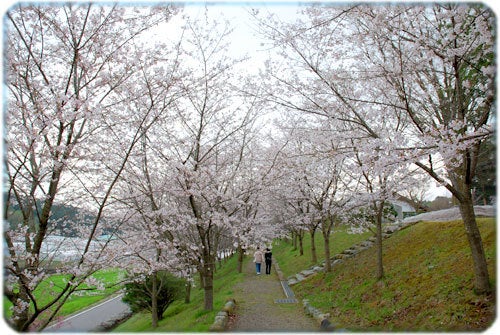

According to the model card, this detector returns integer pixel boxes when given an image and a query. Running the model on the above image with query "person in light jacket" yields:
[253,247,264,275]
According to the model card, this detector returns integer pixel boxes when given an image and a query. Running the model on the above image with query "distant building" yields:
[389,200,416,221]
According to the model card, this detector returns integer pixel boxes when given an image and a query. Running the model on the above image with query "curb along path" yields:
[227,256,317,332]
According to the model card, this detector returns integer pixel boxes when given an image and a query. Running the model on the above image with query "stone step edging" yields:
[209,299,236,332]
[287,221,417,286]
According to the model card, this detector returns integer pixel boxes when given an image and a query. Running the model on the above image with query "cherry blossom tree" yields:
[3,3,178,330]
[110,12,269,311]
[272,124,326,262]
[255,30,401,274]
[102,46,188,327]
[346,135,414,279]
[348,3,495,293]
[255,3,494,293]
[222,140,279,273]
[110,208,183,328]
[266,114,363,272]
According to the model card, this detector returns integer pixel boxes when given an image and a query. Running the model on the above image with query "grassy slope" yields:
[272,226,373,277]
[113,254,245,332]
[286,218,496,331]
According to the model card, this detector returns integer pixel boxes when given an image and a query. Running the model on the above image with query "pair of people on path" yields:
[253,247,272,275]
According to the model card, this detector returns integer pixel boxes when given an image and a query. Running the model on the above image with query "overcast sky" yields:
[172,1,305,73]
[1,0,478,200]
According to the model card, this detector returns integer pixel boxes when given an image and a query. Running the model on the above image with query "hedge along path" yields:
[227,255,317,332]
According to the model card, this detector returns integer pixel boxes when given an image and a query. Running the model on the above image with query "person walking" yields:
[264,248,272,275]
[253,247,264,275]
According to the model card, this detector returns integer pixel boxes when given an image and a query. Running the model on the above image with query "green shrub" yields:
[122,271,186,321]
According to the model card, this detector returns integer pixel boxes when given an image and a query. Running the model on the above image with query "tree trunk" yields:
[447,152,492,295]
[458,193,491,294]
[198,270,204,290]
[185,281,191,304]
[151,271,158,328]
[292,232,297,250]
[12,286,30,331]
[298,231,304,256]
[237,245,244,273]
[202,261,214,311]
[375,202,384,280]
[323,228,331,273]
[310,229,317,263]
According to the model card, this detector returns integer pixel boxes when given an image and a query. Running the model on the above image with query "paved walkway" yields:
[44,293,130,332]
[227,257,317,332]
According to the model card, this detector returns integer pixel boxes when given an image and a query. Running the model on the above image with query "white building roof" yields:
[390,200,416,213]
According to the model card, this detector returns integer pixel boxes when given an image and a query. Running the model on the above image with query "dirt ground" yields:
[226,257,318,332]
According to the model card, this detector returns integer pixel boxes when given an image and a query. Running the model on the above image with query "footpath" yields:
[226,257,317,332]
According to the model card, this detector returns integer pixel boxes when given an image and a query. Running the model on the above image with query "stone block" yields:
[300,269,316,277]
[339,253,353,259]
[223,300,235,313]
[356,245,370,252]
[385,225,399,233]
[320,318,335,331]
[209,313,228,332]
[331,259,343,266]
[360,240,373,247]
[295,273,306,282]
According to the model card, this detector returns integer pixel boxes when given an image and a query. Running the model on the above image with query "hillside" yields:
[284,218,496,331]
[5,201,113,237]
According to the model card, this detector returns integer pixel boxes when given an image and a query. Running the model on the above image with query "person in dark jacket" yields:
[264,248,272,275]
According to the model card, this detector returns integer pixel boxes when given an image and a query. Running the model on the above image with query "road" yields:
[44,293,131,332]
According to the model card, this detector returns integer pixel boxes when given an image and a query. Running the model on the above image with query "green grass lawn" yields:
[56,268,125,316]
[113,254,245,332]
[3,268,124,320]
[287,218,496,331]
